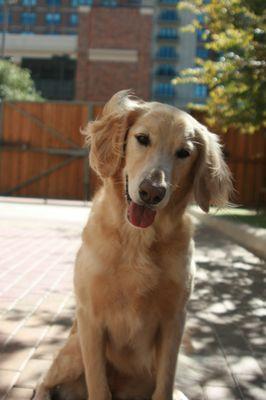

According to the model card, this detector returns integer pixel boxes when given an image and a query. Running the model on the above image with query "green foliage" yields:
[0,59,43,101]
[174,0,266,133]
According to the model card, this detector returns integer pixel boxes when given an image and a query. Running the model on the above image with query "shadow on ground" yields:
[176,226,266,399]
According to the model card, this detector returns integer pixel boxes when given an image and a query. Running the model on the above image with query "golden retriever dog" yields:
[34,90,232,400]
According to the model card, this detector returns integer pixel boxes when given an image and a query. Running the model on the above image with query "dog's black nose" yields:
[139,179,166,205]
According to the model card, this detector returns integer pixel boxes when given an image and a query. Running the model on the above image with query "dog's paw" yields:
[32,384,51,400]
[49,380,87,400]
[173,389,189,400]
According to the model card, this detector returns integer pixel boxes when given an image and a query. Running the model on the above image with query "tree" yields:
[0,59,42,101]
[173,0,266,133]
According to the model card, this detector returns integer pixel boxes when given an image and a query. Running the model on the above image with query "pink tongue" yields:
[127,201,156,228]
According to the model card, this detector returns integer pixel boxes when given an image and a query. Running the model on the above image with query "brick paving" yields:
[0,200,265,400]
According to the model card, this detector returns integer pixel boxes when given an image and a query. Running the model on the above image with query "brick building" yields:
[76,2,153,101]
[0,0,208,106]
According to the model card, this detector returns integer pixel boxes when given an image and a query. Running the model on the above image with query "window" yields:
[45,13,61,24]
[159,0,179,4]
[197,14,205,24]
[156,64,176,77]
[159,10,178,21]
[21,12,36,25]
[196,47,208,59]
[0,13,12,24]
[46,0,61,5]
[71,0,93,6]
[100,0,117,6]
[157,46,177,59]
[22,0,37,5]
[197,29,207,42]
[195,84,208,98]
[127,0,141,5]
[158,27,178,40]
[69,13,78,25]
[21,57,76,100]
[155,83,175,98]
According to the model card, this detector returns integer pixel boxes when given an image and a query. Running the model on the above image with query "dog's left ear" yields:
[84,90,145,179]
[194,123,232,213]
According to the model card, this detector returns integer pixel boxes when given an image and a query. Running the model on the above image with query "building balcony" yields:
[155,64,177,78]
[158,0,179,8]
[156,27,178,41]
[154,83,176,99]
[155,55,179,61]
[155,47,178,61]
[158,10,179,24]
[93,0,143,7]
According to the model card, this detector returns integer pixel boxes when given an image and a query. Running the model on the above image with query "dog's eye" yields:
[176,148,190,159]
[135,134,150,147]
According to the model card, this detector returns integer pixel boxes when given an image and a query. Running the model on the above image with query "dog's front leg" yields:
[77,307,111,400]
[152,312,186,400]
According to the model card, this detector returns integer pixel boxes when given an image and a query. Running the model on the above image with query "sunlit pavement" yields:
[0,200,265,400]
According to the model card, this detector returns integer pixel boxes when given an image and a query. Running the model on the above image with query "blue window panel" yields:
[127,0,141,5]
[45,13,61,24]
[155,83,175,98]
[156,64,176,77]
[196,47,208,59]
[197,14,205,24]
[70,13,78,25]
[101,0,117,6]
[71,0,93,6]
[159,10,178,21]
[159,0,179,4]
[21,12,36,24]
[22,0,37,5]
[0,13,12,24]
[197,29,208,42]
[157,46,177,59]
[0,0,4,4]
[46,0,61,5]
[158,27,178,39]
[195,84,208,98]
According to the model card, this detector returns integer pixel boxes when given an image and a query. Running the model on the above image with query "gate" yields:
[0,101,103,200]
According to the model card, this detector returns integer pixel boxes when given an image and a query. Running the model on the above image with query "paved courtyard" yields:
[0,199,265,400]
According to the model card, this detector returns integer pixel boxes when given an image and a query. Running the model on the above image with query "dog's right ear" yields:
[84,90,146,179]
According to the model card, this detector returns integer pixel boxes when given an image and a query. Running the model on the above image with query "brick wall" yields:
[76,7,153,102]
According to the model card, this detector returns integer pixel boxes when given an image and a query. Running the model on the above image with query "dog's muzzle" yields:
[125,175,157,229]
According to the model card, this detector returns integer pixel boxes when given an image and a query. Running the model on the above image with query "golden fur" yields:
[34,91,232,400]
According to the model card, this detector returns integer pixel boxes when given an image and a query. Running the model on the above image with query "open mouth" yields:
[125,176,157,229]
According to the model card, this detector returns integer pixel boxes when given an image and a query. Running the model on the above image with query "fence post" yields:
[0,101,3,143]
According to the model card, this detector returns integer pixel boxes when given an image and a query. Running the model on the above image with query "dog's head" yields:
[86,90,232,228]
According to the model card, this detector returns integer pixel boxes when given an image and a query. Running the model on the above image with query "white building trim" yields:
[88,48,138,63]
[4,34,77,60]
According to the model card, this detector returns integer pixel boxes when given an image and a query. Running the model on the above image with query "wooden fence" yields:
[222,128,265,207]
[0,101,265,207]
[0,101,102,200]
